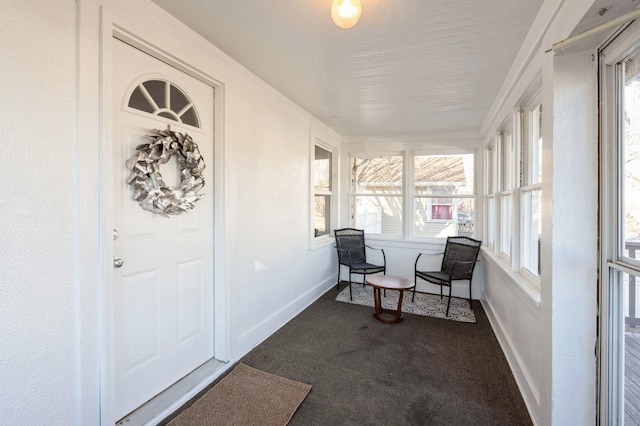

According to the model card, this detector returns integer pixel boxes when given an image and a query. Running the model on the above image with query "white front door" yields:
[111,38,215,420]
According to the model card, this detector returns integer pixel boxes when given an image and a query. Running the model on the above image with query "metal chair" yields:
[412,236,482,316]
[334,228,386,300]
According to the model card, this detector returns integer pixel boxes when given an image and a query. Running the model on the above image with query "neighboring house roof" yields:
[353,155,466,186]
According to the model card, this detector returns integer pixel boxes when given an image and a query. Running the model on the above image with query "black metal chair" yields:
[412,236,482,316]
[334,228,386,300]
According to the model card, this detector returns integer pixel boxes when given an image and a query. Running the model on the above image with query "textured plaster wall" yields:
[223,75,340,357]
[0,1,78,425]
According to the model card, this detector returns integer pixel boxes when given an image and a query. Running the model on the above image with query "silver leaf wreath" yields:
[125,129,205,216]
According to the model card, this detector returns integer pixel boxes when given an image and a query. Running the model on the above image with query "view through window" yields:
[314,145,332,237]
[622,52,640,424]
[351,153,475,238]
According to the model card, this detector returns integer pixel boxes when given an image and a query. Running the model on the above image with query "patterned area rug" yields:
[335,283,476,323]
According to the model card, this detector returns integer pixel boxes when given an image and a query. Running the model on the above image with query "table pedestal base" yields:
[372,286,405,324]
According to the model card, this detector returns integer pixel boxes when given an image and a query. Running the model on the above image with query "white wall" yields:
[222,74,340,357]
[0,1,78,424]
[479,0,599,425]
[548,49,598,426]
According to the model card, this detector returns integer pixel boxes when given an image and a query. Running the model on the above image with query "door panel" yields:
[112,38,215,419]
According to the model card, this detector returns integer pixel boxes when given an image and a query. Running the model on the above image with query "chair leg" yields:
[336,264,341,292]
[348,270,353,300]
[412,274,417,302]
[446,286,452,317]
[469,281,473,309]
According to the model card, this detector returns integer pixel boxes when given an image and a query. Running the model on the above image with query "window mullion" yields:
[512,187,521,271]
[405,150,412,239]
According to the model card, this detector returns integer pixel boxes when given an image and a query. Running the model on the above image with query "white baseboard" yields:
[233,276,335,360]
[481,296,541,426]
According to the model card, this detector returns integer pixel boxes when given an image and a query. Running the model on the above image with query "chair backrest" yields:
[441,236,482,279]
[334,228,367,264]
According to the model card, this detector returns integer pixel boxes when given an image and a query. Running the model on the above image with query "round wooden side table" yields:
[365,275,415,324]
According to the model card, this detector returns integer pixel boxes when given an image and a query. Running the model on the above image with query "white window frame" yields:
[484,95,542,288]
[484,145,496,250]
[599,25,640,425]
[350,152,405,239]
[520,97,543,280]
[310,126,339,248]
[497,121,517,263]
[348,149,477,240]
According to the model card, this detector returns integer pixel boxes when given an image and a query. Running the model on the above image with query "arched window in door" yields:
[127,79,200,128]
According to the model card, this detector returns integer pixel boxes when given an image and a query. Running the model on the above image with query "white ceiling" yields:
[150,0,544,136]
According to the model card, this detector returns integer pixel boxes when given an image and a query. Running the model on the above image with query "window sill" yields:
[481,247,541,308]
[365,236,446,250]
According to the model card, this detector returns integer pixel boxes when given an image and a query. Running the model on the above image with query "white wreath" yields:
[126,129,206,216]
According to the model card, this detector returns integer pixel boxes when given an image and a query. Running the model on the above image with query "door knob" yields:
[114,257,124,268]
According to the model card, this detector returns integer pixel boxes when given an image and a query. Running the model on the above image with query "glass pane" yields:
[170,84,190,113]
[414,198,474,238]
[622,270,640,424]
[487,196,495,248]
[623,64,640,264]
[414,154,474,195]
[501,133,513,191]
[522,189,541,276]
[128,81,201,128]
[530,103,543,185]
[354,195,402,236]
[352,156,403,194]
[128,86,155,113]
[314,195,330,237]
[142,80,167,109]
[500,194,512,256]
[180,106,200,127]
[315,146,332,192]
[485,147,494,194]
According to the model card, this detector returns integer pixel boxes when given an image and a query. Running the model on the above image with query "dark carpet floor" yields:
[165,282,532,426]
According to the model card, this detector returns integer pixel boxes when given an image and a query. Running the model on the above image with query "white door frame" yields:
[77,3,229,424]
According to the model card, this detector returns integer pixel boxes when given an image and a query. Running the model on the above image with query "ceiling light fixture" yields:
[331,0,362,29]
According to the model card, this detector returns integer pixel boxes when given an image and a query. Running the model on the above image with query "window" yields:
[498,129,514,258]
[128,79,200,127]
[414,154,475,238]
[350,152,476,238]
[310,127,338,244]
[521,102,542,277]
[622,64,640,267]
[314,146,332,237]
[600,41,640,424]
[485,95,542,279]
[430,198,453,220]
[351,155,403,236]
[485,146,496,249]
